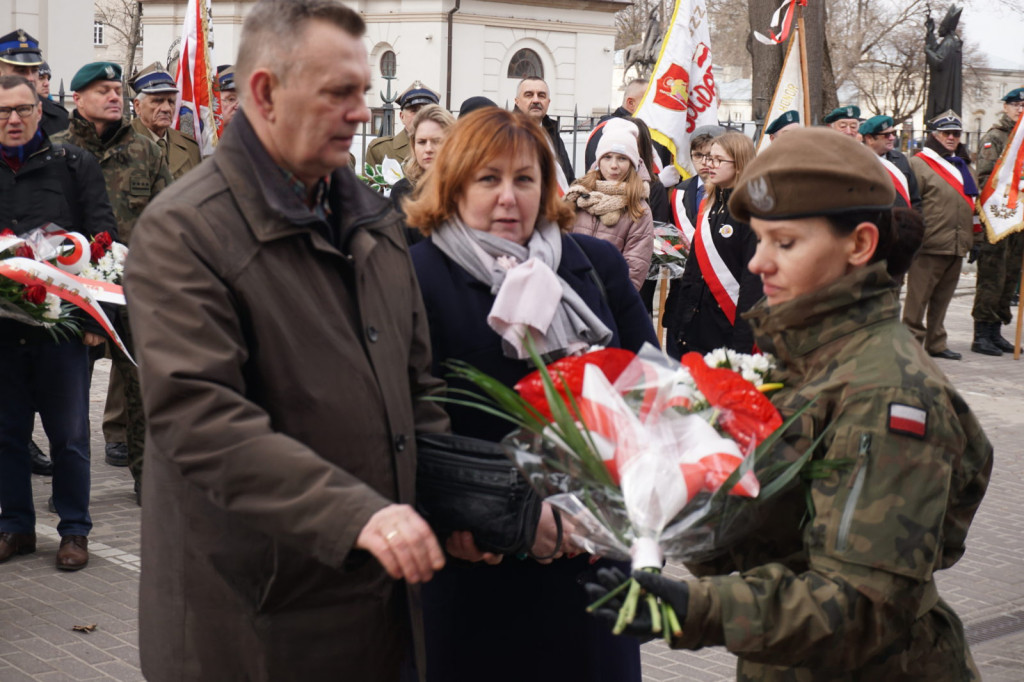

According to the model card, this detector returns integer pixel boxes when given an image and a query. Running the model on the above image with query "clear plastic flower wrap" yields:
[437,341,825,640]
[647,222,689,281]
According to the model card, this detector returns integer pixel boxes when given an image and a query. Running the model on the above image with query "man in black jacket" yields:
[0,75,117,572]
[514,77,574,183]
[0,29,68,136]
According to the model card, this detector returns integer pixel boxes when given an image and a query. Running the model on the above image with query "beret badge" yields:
[747,177,775,213]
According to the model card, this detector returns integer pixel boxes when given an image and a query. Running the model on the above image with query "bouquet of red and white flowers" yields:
[439,342,823,641]
[0,226,131,358]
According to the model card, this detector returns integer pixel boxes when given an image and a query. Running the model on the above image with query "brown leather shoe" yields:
[56,535,88,571]
[0,532,37,563]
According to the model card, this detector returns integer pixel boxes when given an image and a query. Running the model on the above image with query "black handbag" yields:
[415,433,559,558]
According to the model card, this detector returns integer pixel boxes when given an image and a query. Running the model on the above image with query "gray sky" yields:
[962,2,1024,70]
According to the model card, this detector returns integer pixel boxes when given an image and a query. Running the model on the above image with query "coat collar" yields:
[213,112,401,255]
[745,262,898,365]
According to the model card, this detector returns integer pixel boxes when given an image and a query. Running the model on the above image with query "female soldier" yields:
[589,127,993,680]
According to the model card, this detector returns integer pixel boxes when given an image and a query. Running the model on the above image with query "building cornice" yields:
[361,12,616,35]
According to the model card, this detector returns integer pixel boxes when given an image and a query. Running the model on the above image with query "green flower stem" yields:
[585,577,631,612]
[665,600,683,637]
[647,592,662,633]
[613,578,643,635]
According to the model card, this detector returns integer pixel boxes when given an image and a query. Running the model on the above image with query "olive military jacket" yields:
[677,264,993,681]
[975,112,1014,190]
[125,112,449,682]
[130,116,202,181]
[56,114,172,245]
[365,127,410,168]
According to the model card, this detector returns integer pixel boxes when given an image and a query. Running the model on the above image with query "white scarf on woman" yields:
[431,218,613,359]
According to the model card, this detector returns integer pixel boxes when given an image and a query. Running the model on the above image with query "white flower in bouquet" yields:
[43,293,62,321]
[380,156,405,186]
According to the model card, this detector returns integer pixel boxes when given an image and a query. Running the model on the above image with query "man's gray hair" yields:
[516,76,548,96]
[624,78,648,102]
[236,0,365,101]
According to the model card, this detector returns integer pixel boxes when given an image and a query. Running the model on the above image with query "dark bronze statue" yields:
[925,4,963,121]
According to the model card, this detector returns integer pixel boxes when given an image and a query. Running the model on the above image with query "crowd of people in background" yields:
[0,1,1009,680]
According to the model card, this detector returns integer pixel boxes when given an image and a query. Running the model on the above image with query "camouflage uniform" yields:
[972,112,1024,326]
[56,116,173,490]
[675,263,992,681]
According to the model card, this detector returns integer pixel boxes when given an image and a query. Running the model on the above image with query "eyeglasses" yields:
[937,130,962,138]
[0,105,36,120]
[1007,102,1024,110]
[708,157,734,167]
[690,152,712,163]
[880,131,898,138]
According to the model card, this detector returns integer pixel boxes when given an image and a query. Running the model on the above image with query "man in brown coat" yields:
[124,2,449,680]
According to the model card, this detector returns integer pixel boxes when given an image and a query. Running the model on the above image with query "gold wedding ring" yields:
[384,530,399,542]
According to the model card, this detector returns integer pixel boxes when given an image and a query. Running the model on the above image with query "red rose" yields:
[15,244,34,259]
[90,241,107,262]
[22,284,46,305]
[1,228,15,237]
[93,231,113,250]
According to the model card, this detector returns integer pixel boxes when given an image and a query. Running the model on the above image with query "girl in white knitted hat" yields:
[565,118,653,290]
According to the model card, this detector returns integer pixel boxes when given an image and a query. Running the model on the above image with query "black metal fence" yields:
[352,110,991,173]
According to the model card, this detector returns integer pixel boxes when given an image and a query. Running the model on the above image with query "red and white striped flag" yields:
[173,0,220,156]
[978,112,1024,243]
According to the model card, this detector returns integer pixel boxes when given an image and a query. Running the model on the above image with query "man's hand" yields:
[355,504,445,584]
[445,531,503,565]
[82,332,105,347]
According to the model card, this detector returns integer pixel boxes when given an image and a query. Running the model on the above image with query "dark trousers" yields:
[0,340,92,536]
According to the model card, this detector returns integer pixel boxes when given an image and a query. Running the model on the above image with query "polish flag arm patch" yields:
[888,403,928,439]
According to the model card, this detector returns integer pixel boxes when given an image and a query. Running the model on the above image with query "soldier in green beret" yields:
[55,61,173,504]
[764,109,800,142]
[971,87,1024,356]
[587,127,992,682]
[823,104,861,139]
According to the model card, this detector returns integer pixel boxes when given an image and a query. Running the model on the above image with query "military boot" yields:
[991,323,1016,353]
[971,321,1003,356]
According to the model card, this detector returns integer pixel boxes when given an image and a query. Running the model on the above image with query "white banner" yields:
[756,25,804,153]
[978,113,1024,243]
[635,0,720,179]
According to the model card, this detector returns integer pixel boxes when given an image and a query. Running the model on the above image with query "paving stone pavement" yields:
[1,271,1022,681]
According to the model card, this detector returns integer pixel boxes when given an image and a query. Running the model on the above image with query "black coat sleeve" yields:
[648,181,671,224]
[67,145,118,242]
[731,224,763,353]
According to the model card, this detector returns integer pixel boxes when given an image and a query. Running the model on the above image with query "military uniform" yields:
[130,117,201,181]
[675,263,993,681]
[57,69,173,495]
[972,111,1024,335]
[365,126,409,168]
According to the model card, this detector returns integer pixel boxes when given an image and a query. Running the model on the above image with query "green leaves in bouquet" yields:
[359,162,388,193]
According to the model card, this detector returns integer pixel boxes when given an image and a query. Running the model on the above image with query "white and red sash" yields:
[669,188,695,248]
[917,147,974,210]
[877,155,911,207]
[692,199,740,324]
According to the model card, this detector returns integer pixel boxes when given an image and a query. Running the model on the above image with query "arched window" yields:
[507,49,543,80]
[380,50,396,79]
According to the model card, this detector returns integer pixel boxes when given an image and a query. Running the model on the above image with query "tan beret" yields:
[729,127,895,222]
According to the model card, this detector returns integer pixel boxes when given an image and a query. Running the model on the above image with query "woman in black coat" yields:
[663,132,762,356]
[405,108,656,682]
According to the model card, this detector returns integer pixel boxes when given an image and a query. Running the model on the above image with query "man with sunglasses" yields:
[860,114,921,212]
[904,110,978,360]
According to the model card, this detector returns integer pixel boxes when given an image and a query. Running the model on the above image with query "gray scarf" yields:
[431,217,614,359]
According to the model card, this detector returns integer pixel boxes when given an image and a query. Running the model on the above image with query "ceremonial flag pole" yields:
[795,1,810,124]
[754,24,805,153]
[173,0,220,156]
[633,0,720,180]
[976,108,1024,357]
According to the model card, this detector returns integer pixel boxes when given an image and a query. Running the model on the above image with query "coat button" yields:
[394,434,407,452]
[366,325,379,343]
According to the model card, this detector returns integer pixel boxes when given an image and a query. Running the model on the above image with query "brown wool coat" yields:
[125,113,448,682]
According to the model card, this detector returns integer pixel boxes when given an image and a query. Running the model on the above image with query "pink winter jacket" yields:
[570,205,653,290]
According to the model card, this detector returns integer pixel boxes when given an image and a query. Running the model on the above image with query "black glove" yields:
[968,245,980,264]
[632,570,690,624]
[583,567,658,642]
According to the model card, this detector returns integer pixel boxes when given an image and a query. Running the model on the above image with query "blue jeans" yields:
[0,339,92,536]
